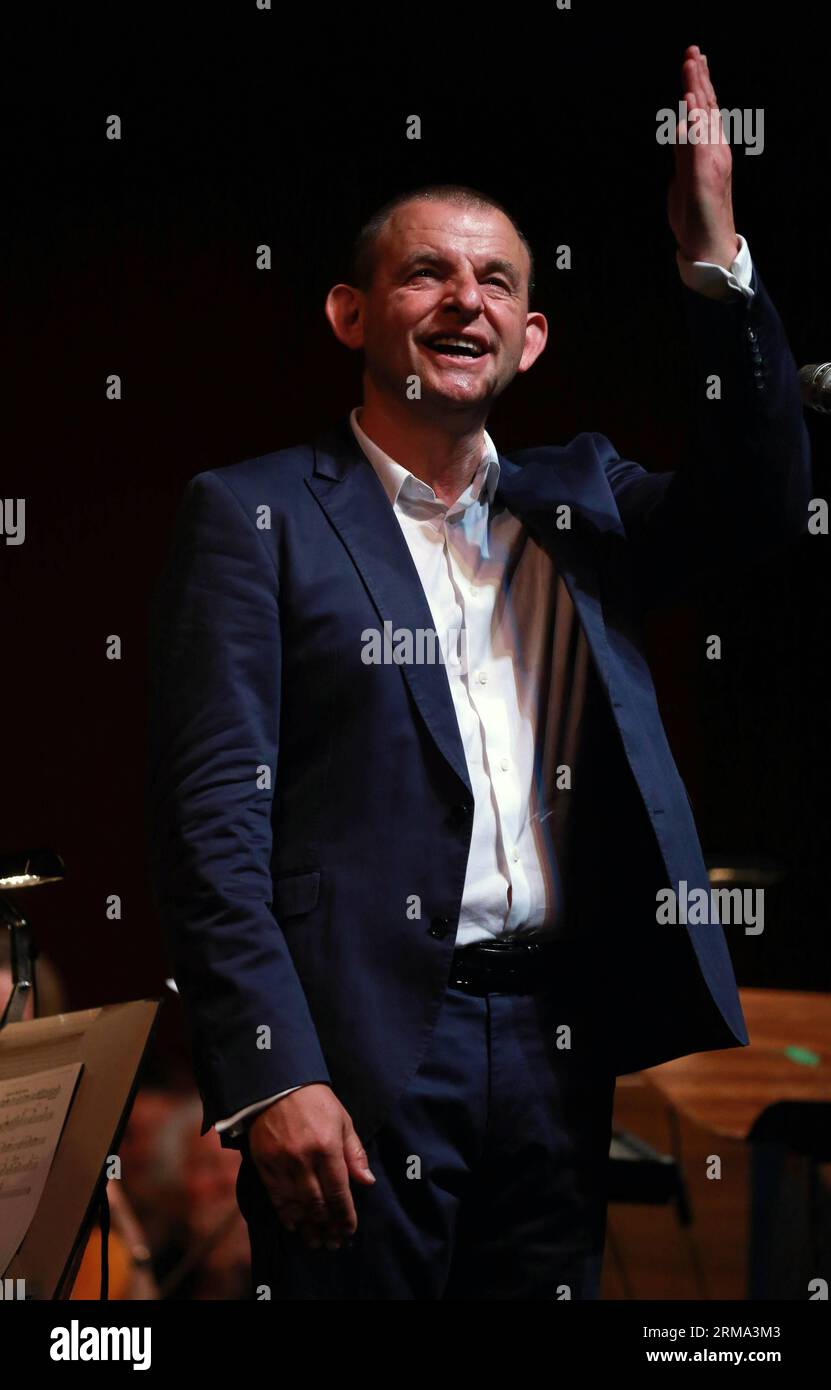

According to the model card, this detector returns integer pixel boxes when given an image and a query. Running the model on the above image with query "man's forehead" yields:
[381,200,526,264]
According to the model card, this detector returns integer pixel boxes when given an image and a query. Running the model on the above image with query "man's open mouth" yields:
[421,335,490,360]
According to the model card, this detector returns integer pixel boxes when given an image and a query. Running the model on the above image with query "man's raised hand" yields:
[667,44,740,271]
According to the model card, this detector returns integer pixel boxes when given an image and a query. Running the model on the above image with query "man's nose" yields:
[441,274,485,314]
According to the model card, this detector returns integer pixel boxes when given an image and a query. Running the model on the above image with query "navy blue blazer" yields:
[146,269,811,1150]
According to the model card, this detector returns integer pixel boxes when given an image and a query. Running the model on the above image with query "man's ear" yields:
[517,311,548,374]
[325,284,365,350]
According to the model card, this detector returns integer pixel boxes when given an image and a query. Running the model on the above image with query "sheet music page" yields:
[0,1062,84,1275]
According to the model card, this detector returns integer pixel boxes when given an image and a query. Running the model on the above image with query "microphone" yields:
[798,362,831,413]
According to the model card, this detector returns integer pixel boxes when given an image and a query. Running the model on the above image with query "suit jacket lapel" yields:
[307,417,474,795]
[494,447,616,698]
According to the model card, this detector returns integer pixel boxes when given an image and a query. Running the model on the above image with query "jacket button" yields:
[428,916,452,939]
[449,802,473,827]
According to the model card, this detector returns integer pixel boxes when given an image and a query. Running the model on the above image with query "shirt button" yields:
[500,757,510,771]
[511,848,520,862]
[476,670,488,685]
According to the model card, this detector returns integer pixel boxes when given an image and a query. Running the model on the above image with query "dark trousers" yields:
[236,975,616,1300]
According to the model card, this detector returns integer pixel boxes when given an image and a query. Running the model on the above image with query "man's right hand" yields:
[247,1084,376,1250]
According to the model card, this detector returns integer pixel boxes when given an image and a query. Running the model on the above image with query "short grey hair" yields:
[348,183,536,302]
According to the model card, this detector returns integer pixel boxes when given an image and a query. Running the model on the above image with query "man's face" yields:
[355,200,545,416]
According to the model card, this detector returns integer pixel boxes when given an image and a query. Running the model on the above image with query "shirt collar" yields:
[349,406,500,513]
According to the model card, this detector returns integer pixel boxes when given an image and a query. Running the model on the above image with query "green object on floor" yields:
[783,1045,820,1067]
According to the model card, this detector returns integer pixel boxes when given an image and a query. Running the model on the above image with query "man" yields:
[146,46,811,1299]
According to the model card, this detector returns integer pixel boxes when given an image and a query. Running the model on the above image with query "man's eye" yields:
[409,269,509,288]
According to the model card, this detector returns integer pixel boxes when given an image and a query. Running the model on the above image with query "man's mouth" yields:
[420,334,491,362]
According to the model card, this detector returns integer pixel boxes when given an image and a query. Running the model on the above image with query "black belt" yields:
[449,937,565,995]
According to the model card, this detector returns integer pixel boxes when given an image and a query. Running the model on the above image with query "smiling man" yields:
[147,47,811,1300]
[325,192,547,507]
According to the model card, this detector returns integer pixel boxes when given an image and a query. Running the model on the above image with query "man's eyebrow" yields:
[479,257,521,288]
[396,249,449,275]
[397,249,521,287]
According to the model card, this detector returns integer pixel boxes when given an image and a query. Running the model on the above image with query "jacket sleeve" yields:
[145,469,332,1136]
[598,267,812,611]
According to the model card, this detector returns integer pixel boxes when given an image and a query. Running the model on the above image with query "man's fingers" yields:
[256,1152,329,1226]
[700,53,718,109]
[684,44,718,112]
[271,1174,326,1223]
[259,1152,357,1245]
[316,1150,359,1235]
[270,1196,304,1231]
[343,1126,376,1184]
[682,48,706,111]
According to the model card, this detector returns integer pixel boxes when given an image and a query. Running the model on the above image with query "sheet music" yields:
[0,1062,84,1275]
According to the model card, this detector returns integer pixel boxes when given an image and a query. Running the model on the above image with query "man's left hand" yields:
[668,44,739,271]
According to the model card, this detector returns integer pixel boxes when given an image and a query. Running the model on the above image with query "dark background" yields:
[4,4,829,1081]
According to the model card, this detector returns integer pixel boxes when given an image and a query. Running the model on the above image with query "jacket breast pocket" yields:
[271,869,321,921]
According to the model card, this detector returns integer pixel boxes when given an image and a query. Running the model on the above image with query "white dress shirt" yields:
[215,237,755,1136]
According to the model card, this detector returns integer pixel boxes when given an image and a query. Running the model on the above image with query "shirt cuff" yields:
[214,1086,305,1138]
[677,233,755,302]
